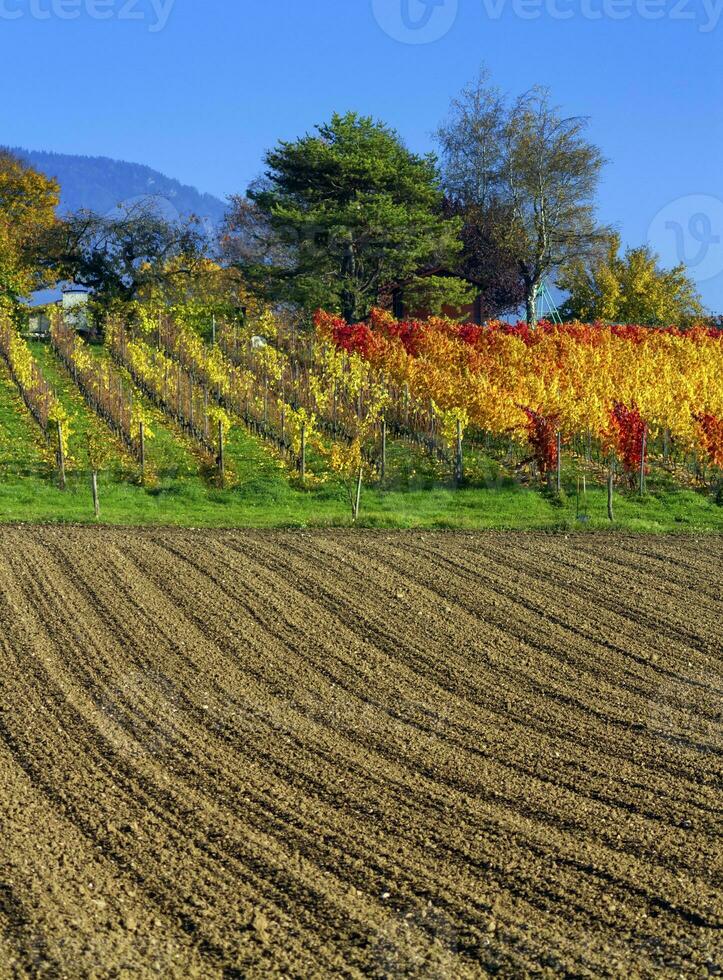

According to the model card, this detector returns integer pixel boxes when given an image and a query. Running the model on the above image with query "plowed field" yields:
[0,528,720,978]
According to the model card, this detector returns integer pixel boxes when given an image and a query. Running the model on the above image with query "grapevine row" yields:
[120,316,315,475]
[0,313,68,461]
[215,319,454,470]
[105,319,227,465]
[50,316,147,464]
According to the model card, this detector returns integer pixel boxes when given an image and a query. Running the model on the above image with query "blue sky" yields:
[1,0,722,310]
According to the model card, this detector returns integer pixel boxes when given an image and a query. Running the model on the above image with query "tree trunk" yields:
[341,242,357,323]
[525,281,540,328]
[341,293,356,324]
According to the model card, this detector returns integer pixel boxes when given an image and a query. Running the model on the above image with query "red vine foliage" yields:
[694,413,723,468]
[609,402,648,477]
[520,408,560,475]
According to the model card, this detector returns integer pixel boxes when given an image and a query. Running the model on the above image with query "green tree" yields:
[559,234,704,326]
[225,112,472,322]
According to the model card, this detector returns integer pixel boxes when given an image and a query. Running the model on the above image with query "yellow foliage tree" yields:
[559,234,704,326]
[135,258,259,336]
[0,152,60,314]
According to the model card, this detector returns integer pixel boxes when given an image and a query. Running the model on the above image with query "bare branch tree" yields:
[437,70,610,325]
[44,200,210,309]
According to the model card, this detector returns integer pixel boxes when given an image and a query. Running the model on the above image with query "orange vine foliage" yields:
[316,310,723,465]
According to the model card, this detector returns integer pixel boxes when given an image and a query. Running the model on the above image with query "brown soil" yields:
[0,528,720,978]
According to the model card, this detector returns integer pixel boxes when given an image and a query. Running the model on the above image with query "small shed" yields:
[27,284,91,338]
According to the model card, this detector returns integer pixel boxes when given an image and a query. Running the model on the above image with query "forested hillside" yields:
[5,147,228,225]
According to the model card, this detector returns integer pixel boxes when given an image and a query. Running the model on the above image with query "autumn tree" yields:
[0,151,60,315]
[225,112,471,322]
[437,70,609,326]
[135,256,257,336]
[441,198,526,320]
[559,234,704,326]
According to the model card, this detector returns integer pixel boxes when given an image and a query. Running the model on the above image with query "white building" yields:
[28,284,91,338]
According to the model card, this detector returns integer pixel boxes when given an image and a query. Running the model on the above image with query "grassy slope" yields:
[0,343,719,531]
[0,357,56,515]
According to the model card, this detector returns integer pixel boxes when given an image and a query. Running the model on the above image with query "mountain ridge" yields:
[5,147,228,227]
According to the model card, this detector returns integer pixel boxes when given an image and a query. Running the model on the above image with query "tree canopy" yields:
[437,70,609,326]
[559,234,705,326]
[46,202,209,310]
[0,151,60,314]
[225,112,473,322]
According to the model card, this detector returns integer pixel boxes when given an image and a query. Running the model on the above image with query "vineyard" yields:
[0,305,721,530]
[315,310,723,484]
[1,309,721,974]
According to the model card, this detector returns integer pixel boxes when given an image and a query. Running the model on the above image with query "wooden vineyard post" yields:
[639,425,647,496]
[91,470,100,519]
[608,459,615,522]
[455,419,464,488]
[556,431,562,493]
[211,314,216,346]
[280,407,286,454]
[353,466,363,522]
[56,420,66,491]
[380,419,387,484]
[217,420,225,485]
[139,422,146,485]
[203,389,209,442]
[300,423,307,484]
